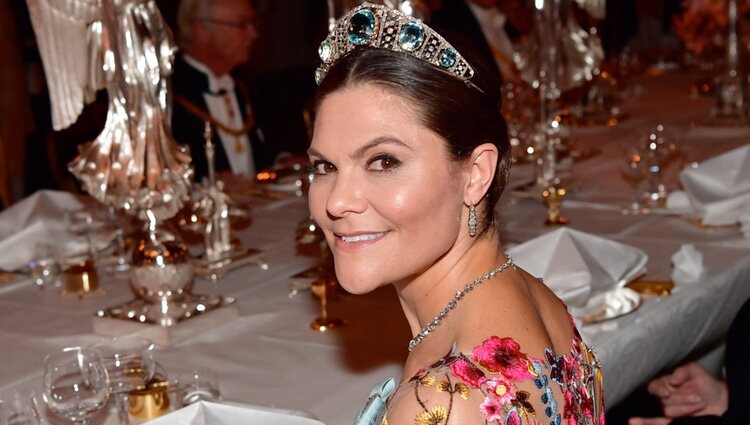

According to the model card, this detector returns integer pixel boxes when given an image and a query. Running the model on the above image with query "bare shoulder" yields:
[455,267,575,357]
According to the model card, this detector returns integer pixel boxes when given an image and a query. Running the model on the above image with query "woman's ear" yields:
[464,143,499,206]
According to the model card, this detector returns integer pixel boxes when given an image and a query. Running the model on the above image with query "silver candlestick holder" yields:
[191,122,267,280]
[707,0,749,126]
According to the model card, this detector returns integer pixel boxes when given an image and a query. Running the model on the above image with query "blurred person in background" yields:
[630,297,750,425]
[172,0,264,182]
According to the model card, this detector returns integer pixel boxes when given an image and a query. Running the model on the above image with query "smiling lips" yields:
[335,231,388,249]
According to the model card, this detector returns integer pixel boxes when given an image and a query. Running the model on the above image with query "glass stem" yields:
[117,393,130,425]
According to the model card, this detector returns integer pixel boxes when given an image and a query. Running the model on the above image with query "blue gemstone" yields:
[439,48,457,68]
[348,9,376,45]
[553,414,562,425]
[398,22,424,51]
[541,393,549,404]
[549,399,558,412]
[534,378,543,389]
[545,406,553,417]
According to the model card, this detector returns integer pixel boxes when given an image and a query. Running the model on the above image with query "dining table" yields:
[0,68,749,425]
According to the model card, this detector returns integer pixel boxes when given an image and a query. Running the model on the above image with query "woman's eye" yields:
[369,155,400,171]
[312,160,336,175]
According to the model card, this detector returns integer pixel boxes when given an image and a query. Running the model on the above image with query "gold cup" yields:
[128,376,172,420]
[310,278,344,331]
[542,186,570,226]
[62,256,99,295]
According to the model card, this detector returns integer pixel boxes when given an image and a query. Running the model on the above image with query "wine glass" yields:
[29,243,61,290]
[642,124,679,206]
[43,347,110,425]
[91,337,155,425]
[1,389,43,425]
[176,369,222,405]
[621,145,650,214]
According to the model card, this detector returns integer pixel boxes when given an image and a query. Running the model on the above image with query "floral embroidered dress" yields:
[355,324,604,425]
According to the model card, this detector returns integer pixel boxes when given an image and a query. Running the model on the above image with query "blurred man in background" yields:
[172,0,262,182]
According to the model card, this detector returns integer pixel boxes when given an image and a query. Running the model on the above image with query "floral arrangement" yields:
[672,0,750,56]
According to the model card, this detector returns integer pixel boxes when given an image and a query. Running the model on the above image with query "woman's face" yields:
[308,83,466,294]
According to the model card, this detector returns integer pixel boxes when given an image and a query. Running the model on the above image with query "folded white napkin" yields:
[680,144,750,226]
[507,228,648,307]
[740,206,750,238]
[671,244,706,285]
[665,190,692,213]
[0,190,86,270]
[146,401,324,425]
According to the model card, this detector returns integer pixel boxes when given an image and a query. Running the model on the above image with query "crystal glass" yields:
[104,205,130,272]
[176,369,222,406]
[29,243,61,290]
[91,337,155,425]
[621,145,650,214]
[1,389,43,425]
[639,124,678,207]
[42,347,110,425]
[64,210,99,262]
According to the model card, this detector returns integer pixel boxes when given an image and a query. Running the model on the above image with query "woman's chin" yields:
[333,268,382,295]
[335,278,376,295]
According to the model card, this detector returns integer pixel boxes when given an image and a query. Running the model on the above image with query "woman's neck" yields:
[394,232,505,342]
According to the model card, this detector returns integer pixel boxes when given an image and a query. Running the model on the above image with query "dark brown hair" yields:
[315,44,511,234]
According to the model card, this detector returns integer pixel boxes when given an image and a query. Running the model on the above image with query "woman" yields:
[308,3,604,424]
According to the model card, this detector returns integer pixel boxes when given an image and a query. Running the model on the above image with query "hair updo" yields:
[314,38,511,234]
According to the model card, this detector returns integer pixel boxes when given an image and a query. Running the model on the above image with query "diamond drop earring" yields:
[468,204,478,237]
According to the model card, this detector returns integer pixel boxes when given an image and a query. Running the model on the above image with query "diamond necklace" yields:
[408,256,515,352]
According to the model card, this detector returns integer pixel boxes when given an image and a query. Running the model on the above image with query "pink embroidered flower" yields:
[479,396,504,422]
[473,337,534,381]
[486,378,516,404]
[506,408,522,425]
[577,385,594,419]
[450,358,487,388]
[564,355,581,381]
[563,389,578,425]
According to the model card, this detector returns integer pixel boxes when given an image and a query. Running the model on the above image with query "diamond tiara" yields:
[315,2,477,89]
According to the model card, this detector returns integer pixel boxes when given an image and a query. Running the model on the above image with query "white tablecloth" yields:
[1,71,749,425]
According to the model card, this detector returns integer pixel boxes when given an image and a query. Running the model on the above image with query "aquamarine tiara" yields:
[315,2,477,88]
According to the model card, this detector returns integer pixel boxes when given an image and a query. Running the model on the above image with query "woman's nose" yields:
[325,173,367,219]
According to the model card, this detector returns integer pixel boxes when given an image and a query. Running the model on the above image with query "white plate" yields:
[574,287,642,325]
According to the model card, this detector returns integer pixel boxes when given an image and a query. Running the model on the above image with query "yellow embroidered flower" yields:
[456,383,470,400]
[435,381,469,400]
[495,383,508,397]
[419,376,436,387]
[416,406,448,425]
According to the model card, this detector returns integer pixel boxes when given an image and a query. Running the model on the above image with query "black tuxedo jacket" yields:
[171,54,264,182]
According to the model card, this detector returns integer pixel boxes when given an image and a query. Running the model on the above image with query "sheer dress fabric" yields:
[355,319,604,425]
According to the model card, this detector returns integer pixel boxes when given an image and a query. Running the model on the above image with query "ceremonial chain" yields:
[174,94,255,137]
[408,256,515,352]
